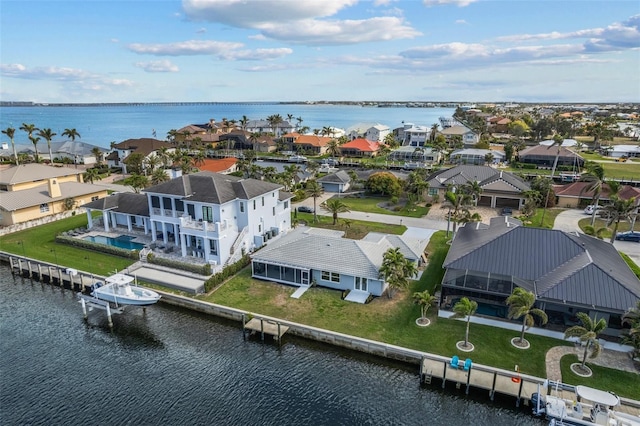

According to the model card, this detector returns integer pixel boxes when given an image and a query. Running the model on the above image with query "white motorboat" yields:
[532,384,640,426]
[90,273,161,306]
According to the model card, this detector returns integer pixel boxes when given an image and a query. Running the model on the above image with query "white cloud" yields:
[455,19,467,25]
[0,63,133,87]
[183,0,358,26]
[423,0,478,7]
[182,0,419,45]
[134,60,180,72]
[260,17,421,45]
[127,40,243,55]
[220,48,293,61]
[195,27,207,34]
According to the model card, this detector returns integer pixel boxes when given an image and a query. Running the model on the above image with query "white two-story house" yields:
[83,172,292,267]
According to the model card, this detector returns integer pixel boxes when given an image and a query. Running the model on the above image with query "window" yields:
[258,224,262,233]
[273,207,276,216]
[202,206,213,222]
[321,271,340,282]
[253,200,256,210]
[91,196,99,201]
[284,201,289,209]
[209,239,218,255]
[40,203,49,213]
[261,197,264,206]
[428,188,438,196]
[240,202,244,213]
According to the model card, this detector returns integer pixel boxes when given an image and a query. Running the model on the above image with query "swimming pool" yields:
[84,235,145,250]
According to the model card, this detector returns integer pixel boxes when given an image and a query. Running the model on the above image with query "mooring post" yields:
[28,261,33,278]
[106,304,113,328]
[277,323,281,345]
[81,298,88,319]
[442,361,447,389]
[241,314,246,340]
[57,267,63,285]
[37,264,42,280]
[17,258,23,275]
[260,319,264,341]
[490,372,498,401]
[466,369,471,395]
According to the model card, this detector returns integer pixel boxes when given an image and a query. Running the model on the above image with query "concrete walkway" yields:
[545,345,639,382]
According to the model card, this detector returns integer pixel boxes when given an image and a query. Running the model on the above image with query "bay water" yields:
[0,264,543,425]
[0,104,455,149]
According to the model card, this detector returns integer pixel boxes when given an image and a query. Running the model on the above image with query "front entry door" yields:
[355,277,368,291]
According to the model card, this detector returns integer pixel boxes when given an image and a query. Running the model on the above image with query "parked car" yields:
[500,207,513,216]
[297,206,314,213]
[615,231,640,242]
[584,205,603,215]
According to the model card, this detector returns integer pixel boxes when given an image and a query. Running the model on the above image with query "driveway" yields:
[554,209,640,266]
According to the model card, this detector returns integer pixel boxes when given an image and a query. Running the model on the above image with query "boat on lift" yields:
[532,383,640,426]
[90,273,161,306]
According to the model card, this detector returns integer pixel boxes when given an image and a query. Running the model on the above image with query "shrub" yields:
[148,255,212,275]
[584,225,595,236]
[55,235,139,259]
[204,254,251,292]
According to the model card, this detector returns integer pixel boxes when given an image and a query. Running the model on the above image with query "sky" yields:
[1,0,639,103]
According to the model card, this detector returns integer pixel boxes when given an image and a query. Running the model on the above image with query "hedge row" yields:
[55,235,139,259]
[146,252,212,276]
[204,254,251,292]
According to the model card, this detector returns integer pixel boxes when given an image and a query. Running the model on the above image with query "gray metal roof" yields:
[82,192,149,216]
[0,182,107,211]
[0,163,83,185]
[427,165,529,192]
[318,170,351,184]
[443,219,640,312]
[143,171,283,204]
[252,227,421,280]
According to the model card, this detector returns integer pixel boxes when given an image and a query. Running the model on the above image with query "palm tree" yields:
[305,179,324,223]
[622,301,640,359]
[325,139,341,159]
[452,297,478,349]
[239,115,249,131]
[20,122,38,140]
[579,163,605,226]
[62,128,81,141]
[150,168,169,185]
[1,126,18,165]
[603,195,637,243]
[321,198,350,225]
[413,290,437,325]
[564,312,607,372]
[37,128,57,164]
[379,247,417,299]
[29,135,41,162]
[443,186,473,234]
[429,123,439,143]
[84,167,102,184]
[505,287,548,346]
[266,114,283,136]
[91,147,103,166]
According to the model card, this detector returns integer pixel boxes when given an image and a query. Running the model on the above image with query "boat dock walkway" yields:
[242,315,289,344]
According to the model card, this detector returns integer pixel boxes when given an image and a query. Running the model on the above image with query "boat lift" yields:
[78,294,125,328]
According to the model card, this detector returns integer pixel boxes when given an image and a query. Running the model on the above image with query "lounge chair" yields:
[463,358,472,371]
[450,355,459,369]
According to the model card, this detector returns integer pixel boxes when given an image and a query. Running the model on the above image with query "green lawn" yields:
[295,212,405,239]
[518,208,566,229]
[600,162,640,180]
[337,196,430,218]
[0,214,134,276]
[560,355,640,400]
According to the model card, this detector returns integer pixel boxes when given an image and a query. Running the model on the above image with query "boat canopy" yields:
[107,273,135,285]
[575,386,620,407]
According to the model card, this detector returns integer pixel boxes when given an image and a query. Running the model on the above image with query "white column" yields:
[103,211,110,232]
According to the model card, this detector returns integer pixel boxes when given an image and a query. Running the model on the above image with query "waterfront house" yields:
[517,145,584,169]
[197,158,238,174]
[83,171,293,267]
[439,125,479,147]
[218,130,253,150]
[388,146,442,164]
[554,181,640,208]
[0,163,108,226]
[608,144,640,159]
[245,119,294,138]
[426,165,529,209]
[251,227,426,302]
[440,216,640,336]
[399,123,430,147]
[339,138,380,157]
[346,123,390,142]
[281,133,333,155]
[106,138,175,173]
[317,171,351,193]
[449,148,505,165]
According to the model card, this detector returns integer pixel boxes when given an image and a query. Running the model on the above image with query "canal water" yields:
[0,264,543,425]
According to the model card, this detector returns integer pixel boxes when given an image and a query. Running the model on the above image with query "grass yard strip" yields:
[338,196,429,218]
[294,212,405,239]
[559,354,640,400]
[600,163,640,180]
[522,208,566,229]
[0,214,134,276]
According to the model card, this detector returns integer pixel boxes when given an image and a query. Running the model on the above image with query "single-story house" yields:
[317,171,351,193]
[449,149,505,165]
[441,216,640,336]
[607,144,640,158]
[339,138,380,157]
[218,130,253,150]
[426,165,529,209]
[198,158,238,174]
[281,133,333,155]
[517,145,584,169]
[388,146,442,164]
[554,182,640,208]
[0,163,108,226]
[251,227,427,303]
[539,139,578,148]
[439,125,479,147]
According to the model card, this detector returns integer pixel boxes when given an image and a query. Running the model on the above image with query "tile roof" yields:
[0,163,83,185]
[0,182,107,211]
[554,181,613,199]
[198,158,237,173]
[340,138,380,152]
[143,171,283,204]
[443,218,640,312]
[292,134,333,147]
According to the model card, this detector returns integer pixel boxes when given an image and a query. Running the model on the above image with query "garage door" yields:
[478,196,492,207]
[495,197,520,208]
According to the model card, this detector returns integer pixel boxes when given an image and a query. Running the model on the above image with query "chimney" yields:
[48,178,61,198]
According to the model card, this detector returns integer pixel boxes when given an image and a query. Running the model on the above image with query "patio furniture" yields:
[450,355,459,369]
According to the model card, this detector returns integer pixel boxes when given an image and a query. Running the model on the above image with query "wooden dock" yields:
[421,355,544,407]
[242,315,289,344]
